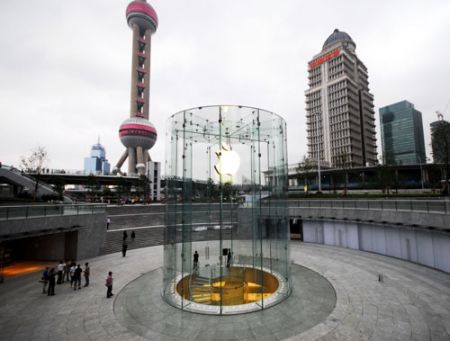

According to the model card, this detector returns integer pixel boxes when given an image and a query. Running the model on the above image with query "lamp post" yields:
[316,113,322,192]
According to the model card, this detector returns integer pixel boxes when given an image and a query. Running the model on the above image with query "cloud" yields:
[1,0,449,171]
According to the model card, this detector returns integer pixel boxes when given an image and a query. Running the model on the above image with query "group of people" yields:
[42,262,114,299]
[41,261,90,296]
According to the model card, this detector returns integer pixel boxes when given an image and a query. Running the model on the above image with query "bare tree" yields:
[20,146,49,200]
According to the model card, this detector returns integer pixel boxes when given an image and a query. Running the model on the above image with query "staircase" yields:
[189,273,212,304]
[99,227,165,254]
[0,166,73,203]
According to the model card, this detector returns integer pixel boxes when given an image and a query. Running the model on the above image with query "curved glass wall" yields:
[163,105,290,315]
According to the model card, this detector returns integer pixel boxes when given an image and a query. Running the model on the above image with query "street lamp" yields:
[316,113,322,192]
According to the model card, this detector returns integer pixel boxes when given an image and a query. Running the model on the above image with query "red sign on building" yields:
[308,48,341,69]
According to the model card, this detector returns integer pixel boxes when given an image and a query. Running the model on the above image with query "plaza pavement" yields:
[0,242,449,340]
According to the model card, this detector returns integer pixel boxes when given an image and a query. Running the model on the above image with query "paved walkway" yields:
[0,242,449,340]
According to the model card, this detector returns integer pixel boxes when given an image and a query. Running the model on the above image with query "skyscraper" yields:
[114,0,158,176]
[379,100,426,165]
[430,113,450,164]
[305,29,377,168]
[84,141,111,175]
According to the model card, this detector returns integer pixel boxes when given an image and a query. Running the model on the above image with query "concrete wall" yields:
[303,220,450,273]
[0,212,106,261]
[106,204,237,230]
[289,203,450,232]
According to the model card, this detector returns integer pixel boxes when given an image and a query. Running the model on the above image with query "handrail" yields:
[281,199,449,214]
[0,204,106,221]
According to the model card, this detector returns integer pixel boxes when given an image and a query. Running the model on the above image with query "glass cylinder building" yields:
[163,105,290,315]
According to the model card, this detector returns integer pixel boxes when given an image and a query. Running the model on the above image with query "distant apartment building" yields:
[305,29,377,169]
[430,114,450,164]
[379,100,426,165]
[84,142,111,175]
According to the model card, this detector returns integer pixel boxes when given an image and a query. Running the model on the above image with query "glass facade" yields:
[163,105,290,315]
[379,100,426,165]
[83,143,111,175]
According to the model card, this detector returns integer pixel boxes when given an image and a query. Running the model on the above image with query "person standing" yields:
[63,260,70,283]
[69,263,76,288]
[131,230,136,242]
[122,242,128,257]
[42,267,49,294]
[83,263,90,287]
[193,251,199,271]
[47,268,56,296]
[123,230,128,241]
[106,217,111,230]
[73,264,82,290]
[105,271,113,298]
[227,250,233,268]
[56,261,64,284]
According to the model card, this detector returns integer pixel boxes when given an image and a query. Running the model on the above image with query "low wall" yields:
[302,220,450,273]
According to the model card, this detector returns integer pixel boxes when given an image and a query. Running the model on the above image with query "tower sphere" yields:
[126,1,158,32]
[119,117,157,150]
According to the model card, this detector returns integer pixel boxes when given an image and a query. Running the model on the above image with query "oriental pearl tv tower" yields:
[114,0,158,176]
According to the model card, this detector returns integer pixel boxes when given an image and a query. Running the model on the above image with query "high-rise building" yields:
[430,113,450,164]
[114,0,158,176]
[84,142,111,175]
[379,100,426,165]
[305,29,377,168]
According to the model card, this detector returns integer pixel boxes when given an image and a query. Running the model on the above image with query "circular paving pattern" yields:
[114,264,336,340]
[0,243,449,341]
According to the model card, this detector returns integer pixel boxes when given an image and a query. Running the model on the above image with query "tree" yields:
[296,154,315,193]
[431,121,450,195]
[53,177,66,201]
[335,152,349,196]
[377,155,397,195]
[137,175,151,203]
[20,146,48,200]
[86,175,100,200]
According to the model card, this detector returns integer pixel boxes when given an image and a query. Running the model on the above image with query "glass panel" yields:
[163,105,290,314]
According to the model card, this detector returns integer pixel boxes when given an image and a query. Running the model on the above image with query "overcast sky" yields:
[1,0,450,172]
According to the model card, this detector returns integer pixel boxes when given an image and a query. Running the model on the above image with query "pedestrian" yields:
[73,264,82,290]
[83,262,90,287]
[122,242,128,257]
[47,268,56,296]
[69,263,76,287]
[106,217,110,230]
[41,267,49,294]
[123,230,128,241]
[193,251,199,271]
[63,260,70,283]
[227,250,233,268]
[105,271,113,298]
[56,261,64,284]
[131,230,135,241]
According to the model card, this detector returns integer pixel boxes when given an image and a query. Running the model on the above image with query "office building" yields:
[379,100,426,165]
[305,29,377,168]
[430,113,450,164]
[84,142,111,175]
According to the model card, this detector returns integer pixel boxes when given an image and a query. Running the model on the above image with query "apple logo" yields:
[214,143,240,183]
